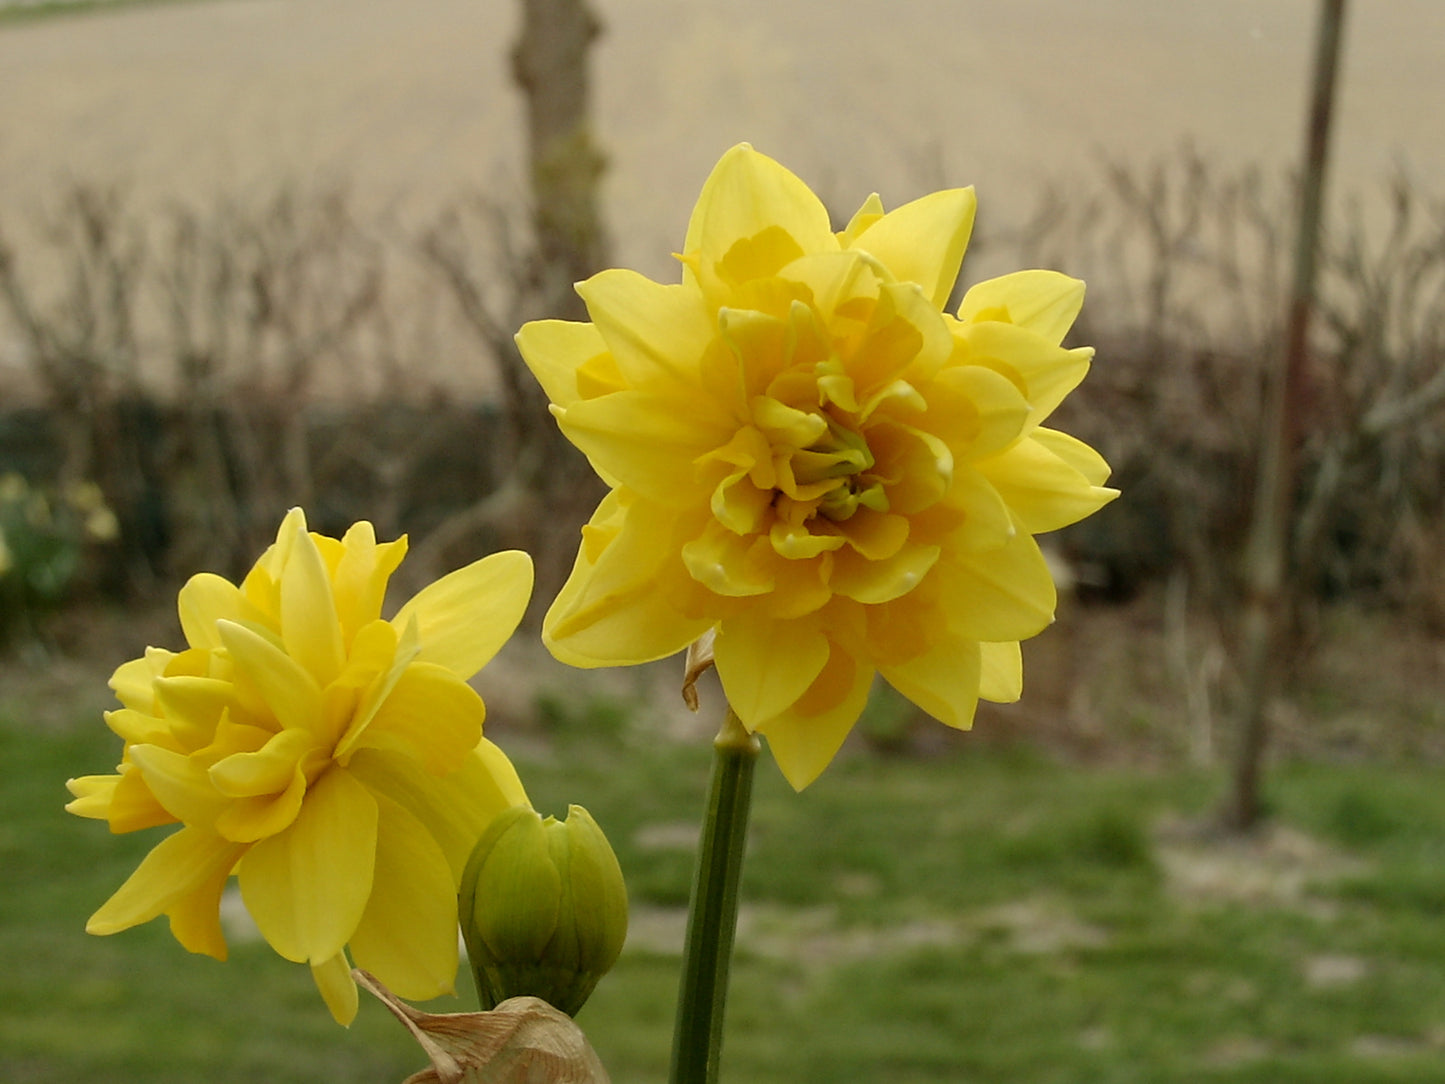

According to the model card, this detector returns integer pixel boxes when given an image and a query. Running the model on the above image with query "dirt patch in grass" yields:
[1155,818,1368,911]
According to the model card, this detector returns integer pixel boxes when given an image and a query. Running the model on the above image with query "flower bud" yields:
[460,804,628,1017]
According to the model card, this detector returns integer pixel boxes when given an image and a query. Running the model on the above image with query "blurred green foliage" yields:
[0,473,117,645]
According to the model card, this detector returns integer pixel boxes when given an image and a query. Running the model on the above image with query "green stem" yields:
[669,708,760,1084]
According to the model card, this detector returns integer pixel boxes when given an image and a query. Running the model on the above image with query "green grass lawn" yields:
[6,696,1445,1082]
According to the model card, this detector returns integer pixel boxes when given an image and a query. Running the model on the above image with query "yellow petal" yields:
[104,708,170,746]
[779,249,883,328]
[160,646,214,680]
[558,390,722,508]
[312,532,344,575]
[838,509,910,561]
[576,269,713,390]
[751,395,828,448]
[857,374,926,422]
[217,619,325,737]
[178,573,253,651]
[87,825,245,937]
[761,547,833,620]
[348,740,527,881]
[245,508,308,621]
[335,618,403,689]
[836,192,886,248]
[957,269,1085,347]
[240,565,280,628]
[280,526,346,687]
[718,307,790,402]
[934,531,1057,642]
[128,743,228,827]
[214,768,309,843]
[769,519,845,560]
[166,853,235,960]
[471,739,529,819]
[108,767,175,832]
[853,281,955,390]
[710,467,772,536]
[978,433,1119,534]
[848,187,976,311]
[880,635,983,730]
[863,593,949,668]
[108,650,171,713]
[353,662,486,775]
[698,421,775,488]
[829,541,940,605]
[65,774,119,820]
[333,619,417,760]
[239,767,378,964]
[755,643,874,790]
[959,322,1092,429]
[71,763,175,833]
[390,549,532,681]
[683,144,837,271]
[311,952,360,1027]
[978,641,1023,703]
[151,675,237,747]
[714,223,808,290]
[1032,426,1115,487]
[681,520,777,597]
[347,794,459,1001]
[209,728,315,798]
[713,611,830,727]
[515,318,609,408]
[929,363,1032,462]
[331,522,408,650]
[577,347,628,398]
[945,466,1016,553]
[869,419,953,515]
[545,492,712,667]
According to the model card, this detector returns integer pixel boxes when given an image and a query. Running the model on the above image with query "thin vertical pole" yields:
[1228,0,1347,830]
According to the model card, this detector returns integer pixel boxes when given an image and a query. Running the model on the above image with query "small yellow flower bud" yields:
[460,804,628,1017]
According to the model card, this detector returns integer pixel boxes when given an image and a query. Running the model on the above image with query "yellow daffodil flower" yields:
[517,144,1117,790]
[66,509,533,1025]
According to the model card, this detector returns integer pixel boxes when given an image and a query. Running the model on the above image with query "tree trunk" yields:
[508,0,610,617]
[1225,0,1347,831]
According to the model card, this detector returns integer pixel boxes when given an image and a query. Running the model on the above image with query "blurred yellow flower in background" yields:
[66,509,532,1024]
[518,144,1117,790]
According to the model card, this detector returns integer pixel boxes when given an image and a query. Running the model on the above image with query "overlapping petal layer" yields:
[67,509,533,1023]
[519,144,1117,790]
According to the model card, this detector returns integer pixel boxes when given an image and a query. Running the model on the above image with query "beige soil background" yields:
[0,0,1441,383]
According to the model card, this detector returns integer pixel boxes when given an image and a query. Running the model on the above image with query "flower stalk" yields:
[669,709,760,1084]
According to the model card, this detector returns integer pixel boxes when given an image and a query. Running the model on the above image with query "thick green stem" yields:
[668,709,760,1084]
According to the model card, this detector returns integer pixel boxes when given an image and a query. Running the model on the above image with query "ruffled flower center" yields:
[790,413,885,522]
[668,231,982,614]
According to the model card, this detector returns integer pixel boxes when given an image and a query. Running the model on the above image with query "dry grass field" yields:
[2,0,1442,277]
[1,0,1441,408]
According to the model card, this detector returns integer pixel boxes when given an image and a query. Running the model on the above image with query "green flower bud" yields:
[459,804,628,1017]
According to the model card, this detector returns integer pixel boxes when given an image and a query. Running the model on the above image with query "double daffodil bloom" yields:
[66,509,532,1024]
[518,144,1117,790]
